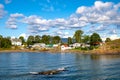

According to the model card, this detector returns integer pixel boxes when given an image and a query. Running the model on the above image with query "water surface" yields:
[0,52,120,80]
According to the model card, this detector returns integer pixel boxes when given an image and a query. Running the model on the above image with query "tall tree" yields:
[0,35,3,47]
[68,37,73,44]
[19,36,25,45]
[52,36,61,44]
[41,35,50,44]
[90,33,102,45]
[82,35,90,43]
[73,30,83,43]
[105,38,111,42]
[35,35,41,43]
[27,35,34,45]
[0,38,11,48]
[0,35,3,39]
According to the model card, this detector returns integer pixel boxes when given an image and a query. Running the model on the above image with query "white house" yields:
[11,38,22,46]
[32,43,46,48]
[61,45,72,51]
[72,43,81,48]
[70,43,90,48]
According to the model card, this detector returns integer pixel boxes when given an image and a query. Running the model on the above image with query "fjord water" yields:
[0,52,120,80]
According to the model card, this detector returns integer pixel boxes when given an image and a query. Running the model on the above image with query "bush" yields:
[81,47,89,50]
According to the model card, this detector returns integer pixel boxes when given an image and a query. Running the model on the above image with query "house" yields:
[11,38,22,46]
[81,43,90,48]
[69,43,90,49]
[61,44,72,51]
[91,42,103,46]
[32,43,46,49]
[72,43,81,48]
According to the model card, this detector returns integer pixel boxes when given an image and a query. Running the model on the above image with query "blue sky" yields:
[0,0,120,40]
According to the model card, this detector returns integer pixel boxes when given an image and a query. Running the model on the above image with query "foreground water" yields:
[0,52,120,80]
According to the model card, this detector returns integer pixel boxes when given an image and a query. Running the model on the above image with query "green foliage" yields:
[52,36,61,44]
[27,35,35,45]
[19,36,25,45]
[82,35,90,43]
[105,38,111,43]
[0,35,3,39]
[73,30,83,43]
[35,35,41,43]
[88,46,99,50]
[80,47,89,50]
[41,35,50,44]
[68,37,73,45]
[0,38,11,48]
[90,33,102,46]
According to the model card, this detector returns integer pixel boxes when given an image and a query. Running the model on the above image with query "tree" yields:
[52,36,61,44]
[68,37,73,45]
[0,35,3,39]
[90,33,102,45]
[82,35,90,43]
[105,38,111,42]
[19,36,25,45]
[27,35,34,45]
[35,35,41,43]
[73,30,83,43]
[0,38,11,48]
[41,35,50,44]
[0,35,3,48]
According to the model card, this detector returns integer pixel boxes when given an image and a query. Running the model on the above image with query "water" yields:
[0,52,120,80]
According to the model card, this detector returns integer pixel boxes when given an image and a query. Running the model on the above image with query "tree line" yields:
[23,30,111,46]
[0,29,111,48]
[26,35,61,46]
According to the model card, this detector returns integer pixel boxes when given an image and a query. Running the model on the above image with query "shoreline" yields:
[0,49,120,55]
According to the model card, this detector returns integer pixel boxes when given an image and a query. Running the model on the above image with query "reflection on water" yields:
[0,52,120,80]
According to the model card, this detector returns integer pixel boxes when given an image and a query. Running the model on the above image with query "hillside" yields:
[92,39,120,54]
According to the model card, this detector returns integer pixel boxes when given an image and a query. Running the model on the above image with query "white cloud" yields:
[6,1,120,38]
[54,31,70,38]
[76,6,87,14]
[96,24,107,31]
[6,13,24,29]
[22,15,50,33]
[0,4,6,18]
[109,29,117,34]
[0,4,4,9]
[76,1,120,25]
[94,1,113,10]
[75,1,120,39]
[10,13,24,18]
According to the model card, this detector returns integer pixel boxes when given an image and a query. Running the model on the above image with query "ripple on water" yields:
[0,52,120,80]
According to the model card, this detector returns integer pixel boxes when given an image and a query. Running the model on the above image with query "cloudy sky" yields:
[0,0,120,40]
